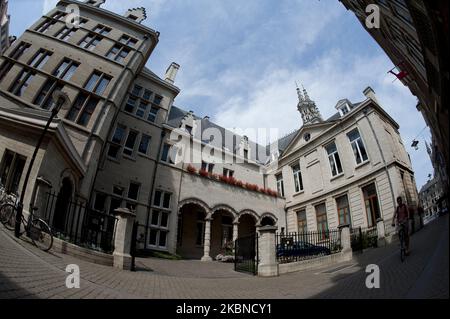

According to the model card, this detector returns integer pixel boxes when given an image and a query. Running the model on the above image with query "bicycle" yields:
[394,222,407,262]
[0,203,53,252]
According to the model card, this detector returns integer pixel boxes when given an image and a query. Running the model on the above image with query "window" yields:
[119,35,138,47]
[347,129,368,165]
[336,195,351,226]
[185,125,193,135]
[78,33,102,51]
[51,11,67,20]
[66,70,111,126]
[325,142,343,176]
[138,134,151,155]
[112,185,124,197]
[93,192,107,212]
[161,143,175,164]
[153,190,171,209]
[147,106,158,122]
[136,101,147,117]
[29,49,52,69]
[153,95,162,106]
[124,96,137,113]
[0,61,14,82]
[53,58,79,81]
[36,19,56,33]
[315,203,329,239]
[9,42,31,60]
[55,26,76,41]
[106,45,130,63]
[297,209,307,233]
[9,69,35,97]
[123,130,138,156]
[84,71,111,95]
[362,183,381,227]
[276,173,284,197]
[107,124,126,158]
[34,79,64,110]
[223,168,234,178]
[0,150,27,195]
[132,85,142,97]
[93,24,111,35]
[201,161,214,173]
[127,182,140,200]
[244,149,249,161]
[143,89,152,100]
[292,164,303,192]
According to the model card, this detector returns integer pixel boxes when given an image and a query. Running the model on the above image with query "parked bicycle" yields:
[0,203,53,252]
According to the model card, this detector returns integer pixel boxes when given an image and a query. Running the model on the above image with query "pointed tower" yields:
[297,85,323,125]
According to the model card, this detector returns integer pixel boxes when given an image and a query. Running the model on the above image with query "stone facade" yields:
[0,1,419,261]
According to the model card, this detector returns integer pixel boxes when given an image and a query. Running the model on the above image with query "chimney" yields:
[363,86,379,104]
[164,62,180,84]
[203,115,210,120]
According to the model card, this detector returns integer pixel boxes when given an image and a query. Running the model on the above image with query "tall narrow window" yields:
[143,89,152,100]
[28,49,52,69]
[35,19,56,33]
[161,143,175,164]
[153,95,163,106]
[147,106,158,122]
[0,150,27,195]
[9,42,31,60]
[336,194,351,226]
[34,79,63,110]
[78,33,102,51]
[297,209,307,233]
[347,129,368,165]
[315,203,329,239]
[131,85,142,96]
[292,164,303,192]
[124,96,137,113]
[107,124,126,158]
[123,130,138,156]
[9,69,35,97]
[362,183,381,227]
[136,101,147,118]
[276,173,284,197]
[119,34,138,47]
[138,134,151,155]
[325,142,343,176]
[66,71,111,126]
[55,26,76,41]
[127,182,140,200]
[93,24,111,35]
[53,58,79,81]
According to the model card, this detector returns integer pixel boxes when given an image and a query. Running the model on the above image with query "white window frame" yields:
[292,164,303,193]
[325,142,343,177]
[347,129,369,165]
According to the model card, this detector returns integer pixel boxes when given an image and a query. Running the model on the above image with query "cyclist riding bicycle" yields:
[392,196,411,255]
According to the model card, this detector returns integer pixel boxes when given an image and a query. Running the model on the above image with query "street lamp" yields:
[15,90,71,238]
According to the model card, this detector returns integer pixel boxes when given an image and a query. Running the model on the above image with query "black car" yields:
[276,241,331,258]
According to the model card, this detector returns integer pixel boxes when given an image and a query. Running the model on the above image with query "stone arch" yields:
[178,198,211,214]
[260,212,278,226]
[237,209,259,224]
[210,204,237,219]
[58,168,77,198]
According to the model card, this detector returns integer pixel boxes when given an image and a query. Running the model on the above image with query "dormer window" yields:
[340,104,350,116]
[185,125,193,135]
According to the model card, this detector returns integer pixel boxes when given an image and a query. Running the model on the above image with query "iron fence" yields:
[44,191,117,253]
[234,234,258,275]
[276,229,341,264]
[350,226,378,252]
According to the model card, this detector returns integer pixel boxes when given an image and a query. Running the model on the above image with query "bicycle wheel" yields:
[0,203,17,231]
[29,219,53,252]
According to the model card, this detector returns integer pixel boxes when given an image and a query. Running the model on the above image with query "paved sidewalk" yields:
[0,215,448,299]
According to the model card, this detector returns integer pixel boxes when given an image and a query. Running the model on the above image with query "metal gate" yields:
[350,226,378,252]
[234,234,258,275]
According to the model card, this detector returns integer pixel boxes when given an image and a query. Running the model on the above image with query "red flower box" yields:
[186,165,197,174]
[199,169,209,177]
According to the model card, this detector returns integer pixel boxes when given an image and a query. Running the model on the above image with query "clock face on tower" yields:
[304,132,311,142]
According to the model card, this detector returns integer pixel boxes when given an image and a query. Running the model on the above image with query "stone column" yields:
[338,223,351,253]
[257,225,278,277]
[376,218,386,247]
[201,217,213,261]
[113,207,136,270]
[232,222,239,243]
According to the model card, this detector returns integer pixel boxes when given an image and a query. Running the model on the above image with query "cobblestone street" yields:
[0,215,448,299]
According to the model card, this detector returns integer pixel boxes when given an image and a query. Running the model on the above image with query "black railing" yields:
[350,226,378,252]
[234,234,258,275]
[276,229,341,264]
[44,191,117,254]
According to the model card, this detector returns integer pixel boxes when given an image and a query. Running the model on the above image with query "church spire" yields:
[296,85,323,125]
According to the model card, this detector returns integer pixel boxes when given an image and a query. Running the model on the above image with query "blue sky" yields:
[9,0,433,189]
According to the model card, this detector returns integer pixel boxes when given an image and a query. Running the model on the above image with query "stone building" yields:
[339,0,449,191]
[0,0,12,54]
[0,0,418,260]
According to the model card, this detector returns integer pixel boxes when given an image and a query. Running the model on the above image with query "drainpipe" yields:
[363,108,396,218]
